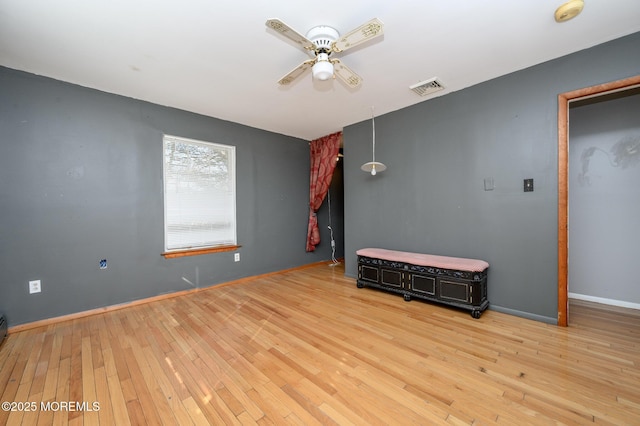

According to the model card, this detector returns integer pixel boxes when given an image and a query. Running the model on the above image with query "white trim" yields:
[568,293,640,310]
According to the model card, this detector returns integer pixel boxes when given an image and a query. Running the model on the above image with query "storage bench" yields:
[356,248,489,318]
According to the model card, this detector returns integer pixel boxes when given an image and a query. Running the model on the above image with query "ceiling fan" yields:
[265,18,384,88]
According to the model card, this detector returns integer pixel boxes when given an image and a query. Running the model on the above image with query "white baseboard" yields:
[569,293,640,310]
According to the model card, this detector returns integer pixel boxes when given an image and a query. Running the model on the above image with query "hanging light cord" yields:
[371,106,376,163]
[327,189,340,266]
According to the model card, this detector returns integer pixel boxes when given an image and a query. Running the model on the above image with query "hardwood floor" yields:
[1,264,639,425]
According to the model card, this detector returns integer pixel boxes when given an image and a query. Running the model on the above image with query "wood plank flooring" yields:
[1,264,639,425]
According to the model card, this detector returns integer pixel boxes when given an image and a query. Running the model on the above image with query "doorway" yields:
[557,75,640,326]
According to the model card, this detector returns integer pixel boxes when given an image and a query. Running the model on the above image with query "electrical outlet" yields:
[484,177,494,191]
[29,280,41,294]
[234,253,240,262]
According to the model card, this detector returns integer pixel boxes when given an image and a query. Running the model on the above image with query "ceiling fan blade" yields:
[331,18,384,53]
[266,19,315,52]
[331,59,362,88]
[277,60,315,85]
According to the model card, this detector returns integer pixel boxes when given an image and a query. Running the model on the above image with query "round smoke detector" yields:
[306,25,340,51]
[555,0,584,22]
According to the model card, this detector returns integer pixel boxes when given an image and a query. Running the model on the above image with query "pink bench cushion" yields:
[357,248,489,272]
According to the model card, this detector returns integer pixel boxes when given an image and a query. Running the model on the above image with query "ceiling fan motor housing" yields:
[306,25,339,53]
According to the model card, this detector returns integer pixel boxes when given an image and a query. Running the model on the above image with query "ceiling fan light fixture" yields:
[266,18,384,88]
[312,52,333,80]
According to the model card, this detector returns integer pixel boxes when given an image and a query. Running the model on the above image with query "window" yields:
[163,135,237,257]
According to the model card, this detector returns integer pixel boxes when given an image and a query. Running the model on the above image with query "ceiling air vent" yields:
[409,78,444,97]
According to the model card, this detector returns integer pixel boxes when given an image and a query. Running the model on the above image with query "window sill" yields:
[162,245,241,259]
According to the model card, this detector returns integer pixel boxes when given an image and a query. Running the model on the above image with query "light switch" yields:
[524,178,534,192]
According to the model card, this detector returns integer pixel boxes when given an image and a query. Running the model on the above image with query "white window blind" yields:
[163,135,236,251]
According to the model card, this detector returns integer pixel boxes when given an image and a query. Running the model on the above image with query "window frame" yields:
[161,134,239,258]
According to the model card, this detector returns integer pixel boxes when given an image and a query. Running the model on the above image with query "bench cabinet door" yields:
[410,274,436,296]
[381,268,403,288]
[359,264,379,283]
[438,280,470,304]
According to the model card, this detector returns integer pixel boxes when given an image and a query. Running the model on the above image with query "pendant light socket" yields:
[361,161,387,175]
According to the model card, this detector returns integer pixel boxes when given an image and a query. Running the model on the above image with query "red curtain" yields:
[306,131,342,252]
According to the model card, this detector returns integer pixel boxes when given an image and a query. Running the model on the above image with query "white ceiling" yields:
[1,1,639,141]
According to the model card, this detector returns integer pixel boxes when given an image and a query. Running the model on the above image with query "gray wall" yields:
[569,91,640,304]
[343,32,640,323]
[0,67,343,327]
